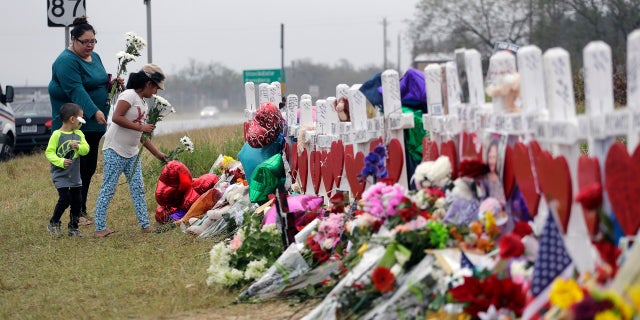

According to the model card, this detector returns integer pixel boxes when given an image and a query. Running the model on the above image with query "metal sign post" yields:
[47,0,87,47]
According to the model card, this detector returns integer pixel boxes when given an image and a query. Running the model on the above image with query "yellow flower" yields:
[357,243,368,257]
[594,310,621,320]
[600,290,633,320]
[484,211,496,231]
[626,284,640,310]
[549,278,584,309]
[221,156,235,168]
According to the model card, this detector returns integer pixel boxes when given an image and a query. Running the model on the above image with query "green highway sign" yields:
[243,69,285,84]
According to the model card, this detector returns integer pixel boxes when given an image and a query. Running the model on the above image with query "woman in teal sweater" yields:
[49,16,117,223]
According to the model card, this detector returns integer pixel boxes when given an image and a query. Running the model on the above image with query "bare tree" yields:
[409,0,533,58]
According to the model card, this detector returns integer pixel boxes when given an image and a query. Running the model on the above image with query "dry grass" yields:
[0,124,312,319]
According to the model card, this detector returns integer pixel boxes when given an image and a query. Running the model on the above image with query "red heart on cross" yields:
[298,148,309,194]
[290,142,298,184]
[344,145,366,199]
[503,145,516,199]
[423,138,439,161]
[529,141,572,233]
[440,140,458,179]
[577,155,602,237]
[329,140,344,187]
[370,137,383,152]
[310,150,322,195]
[320,150,333,196]
[512,142,540,217]
[605,142,640,236]
[386,138,404,183]
[461,132,482,161]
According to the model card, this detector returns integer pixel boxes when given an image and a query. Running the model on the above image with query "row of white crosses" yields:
[245,72,415,201]
[421,29,640,277]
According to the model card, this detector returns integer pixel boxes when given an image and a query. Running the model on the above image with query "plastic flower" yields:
[371,266,395,293]
[549,278,584,309]
[498,233,525,259]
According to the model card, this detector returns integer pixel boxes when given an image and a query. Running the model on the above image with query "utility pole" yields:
[281,23,285,94]
[144,0,153,63]
[383,18,388,70]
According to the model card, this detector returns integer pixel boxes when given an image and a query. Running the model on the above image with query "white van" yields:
[0,84,15,160]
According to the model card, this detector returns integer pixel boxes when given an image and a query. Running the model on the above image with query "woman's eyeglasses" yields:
[76,38,98,45]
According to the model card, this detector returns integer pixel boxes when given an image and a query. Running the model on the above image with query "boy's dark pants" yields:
[50,186,82,230]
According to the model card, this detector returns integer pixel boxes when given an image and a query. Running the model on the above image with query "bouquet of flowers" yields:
[127,94,174,182]
[108,32,146,102]
[447,272,527,318]
[239,212,350,301]
[545,277,639,320]
[206,209,282,288]
[164,135,194,163]
[361,254,448,319]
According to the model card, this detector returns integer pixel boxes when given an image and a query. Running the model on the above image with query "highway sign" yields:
[243,69,285,84]
[48,0,86,27]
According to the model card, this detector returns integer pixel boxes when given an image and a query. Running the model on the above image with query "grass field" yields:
[0,124,315,319]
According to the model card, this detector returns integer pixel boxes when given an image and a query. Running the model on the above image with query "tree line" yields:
[163,0,639,111]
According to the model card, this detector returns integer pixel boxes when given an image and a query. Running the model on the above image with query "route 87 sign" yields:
[47,0,86,27]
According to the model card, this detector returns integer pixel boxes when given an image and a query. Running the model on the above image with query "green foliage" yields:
[229,211,284,269]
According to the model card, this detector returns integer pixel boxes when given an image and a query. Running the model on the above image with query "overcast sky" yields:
[0,0,420,87]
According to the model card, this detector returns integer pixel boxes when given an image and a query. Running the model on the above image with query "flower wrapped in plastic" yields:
[239,212,349,301]
[301,244,387,320]
[361,254,448,319]
[206,210,282,288]
[238,243,311,301]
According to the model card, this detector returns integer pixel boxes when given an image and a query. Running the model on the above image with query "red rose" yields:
[372,266,395,293]
[397,201,419,222]
[592,240,621,278]
[512,221,533,238]
[459,159,489,178]
[575,183,603,210]
[426,187,445,200]
[499,233,525,259]
[313,250,330,263]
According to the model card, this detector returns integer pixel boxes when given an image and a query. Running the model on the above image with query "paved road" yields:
[154,111,245,136]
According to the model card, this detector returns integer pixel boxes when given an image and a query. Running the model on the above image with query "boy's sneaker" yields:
[68,229,83,237]
[47,222,62,237]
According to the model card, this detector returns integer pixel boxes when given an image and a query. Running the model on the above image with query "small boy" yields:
[45,103,90,237]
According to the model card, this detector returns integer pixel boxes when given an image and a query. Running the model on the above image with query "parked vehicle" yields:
[12,100,52,153]
[200,106,219,118]
[0,84,15,160]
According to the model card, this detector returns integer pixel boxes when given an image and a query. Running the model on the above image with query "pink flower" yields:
[230,234,243,252]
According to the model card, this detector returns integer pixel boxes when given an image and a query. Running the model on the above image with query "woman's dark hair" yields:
[70,16,95,39]
[126,71,153,90]
[60,103,82,122]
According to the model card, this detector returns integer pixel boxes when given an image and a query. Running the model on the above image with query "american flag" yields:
[460,249,475,270]
[522,209,574,320]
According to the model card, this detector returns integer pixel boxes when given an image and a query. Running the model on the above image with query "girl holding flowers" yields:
[93,64,167,237]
